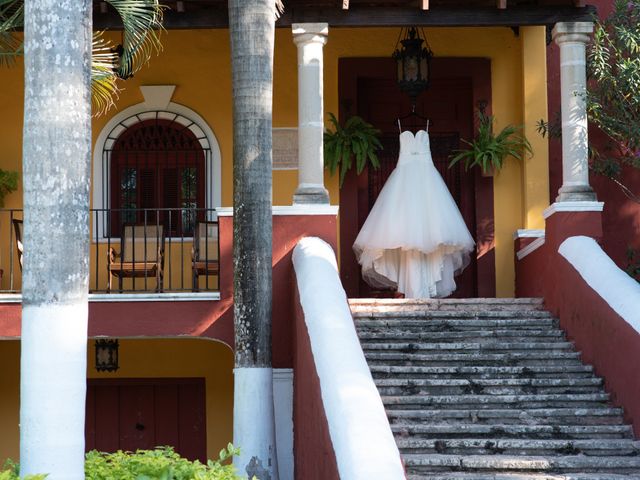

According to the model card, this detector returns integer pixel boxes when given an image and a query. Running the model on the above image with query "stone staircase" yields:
[350,298,640,479]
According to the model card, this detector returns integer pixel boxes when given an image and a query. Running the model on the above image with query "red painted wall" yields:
[516,209,640,435]
[292,289,340,480]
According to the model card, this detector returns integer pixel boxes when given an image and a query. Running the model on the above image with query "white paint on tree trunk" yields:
[292,237,406,480]
[20,304,88,479]
[273,368,294,480]
[233,367,279,480]
[559,236,640,332]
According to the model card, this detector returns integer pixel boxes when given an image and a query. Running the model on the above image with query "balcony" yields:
[0,208,220,296]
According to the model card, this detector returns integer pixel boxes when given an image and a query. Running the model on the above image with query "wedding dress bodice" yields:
[398,130,432,166]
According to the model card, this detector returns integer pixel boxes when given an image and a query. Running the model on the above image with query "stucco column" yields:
[292,23,330,205]
[552,22,596,201]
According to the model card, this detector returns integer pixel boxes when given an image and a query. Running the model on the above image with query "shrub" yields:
[2,445,252,480]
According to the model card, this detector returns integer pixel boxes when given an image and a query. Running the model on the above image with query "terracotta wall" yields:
[516,210,640,435]
[291,290,339,480]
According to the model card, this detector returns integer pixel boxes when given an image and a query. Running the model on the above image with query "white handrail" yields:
[559,236,640,332]
[292,237,405,480]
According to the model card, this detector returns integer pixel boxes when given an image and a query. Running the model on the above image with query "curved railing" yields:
[292,237,405,480]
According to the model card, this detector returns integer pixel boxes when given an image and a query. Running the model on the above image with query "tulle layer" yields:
[353,152,475,298]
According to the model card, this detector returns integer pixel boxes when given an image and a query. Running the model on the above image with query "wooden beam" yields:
[497,0,507,9]
[94,5,597,30]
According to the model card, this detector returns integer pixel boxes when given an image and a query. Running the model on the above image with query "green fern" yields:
[449,111,532,175]
[324,113,382,187]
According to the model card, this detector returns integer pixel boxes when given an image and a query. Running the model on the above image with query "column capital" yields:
[552,21,593,45]
[292,23,329,46]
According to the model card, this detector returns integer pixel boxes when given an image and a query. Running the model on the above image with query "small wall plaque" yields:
[273,128,298,170]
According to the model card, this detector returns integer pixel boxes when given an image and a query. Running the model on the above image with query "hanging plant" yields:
[449,111,532,175]
[0,169,18,207]
[324,113,382,187]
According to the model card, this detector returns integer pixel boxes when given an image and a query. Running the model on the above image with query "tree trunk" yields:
[228,0,279,479]
[20,0,92,478]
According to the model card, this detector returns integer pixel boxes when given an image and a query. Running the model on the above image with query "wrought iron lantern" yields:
[95,339,119,372]
[392,27,433,104]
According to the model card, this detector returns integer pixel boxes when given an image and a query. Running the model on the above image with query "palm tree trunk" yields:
[20,0,92,478]
[228,0,279,478]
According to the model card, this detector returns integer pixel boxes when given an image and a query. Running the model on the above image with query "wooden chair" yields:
[191,221,219,292]
[107,223,165,292]
[12,219,23,271]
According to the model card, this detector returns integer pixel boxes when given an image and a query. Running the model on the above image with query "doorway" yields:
[338,57,496,298]
[85,378,206,462]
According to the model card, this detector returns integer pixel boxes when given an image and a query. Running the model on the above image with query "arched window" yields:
[106,115,210,237]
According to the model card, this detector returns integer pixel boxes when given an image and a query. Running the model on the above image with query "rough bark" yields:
[229,1,279,478]
[229,0,274,370]
[20,0,92,477]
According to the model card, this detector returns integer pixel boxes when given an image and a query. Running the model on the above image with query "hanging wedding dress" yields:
[353,129,475,298]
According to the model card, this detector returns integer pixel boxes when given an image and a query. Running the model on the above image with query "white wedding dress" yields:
[353,129,475,298]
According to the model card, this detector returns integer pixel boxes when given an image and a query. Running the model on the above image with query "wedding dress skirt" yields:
[353,130,475,298]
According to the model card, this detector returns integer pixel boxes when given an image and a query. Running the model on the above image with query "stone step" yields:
[395,438,640,456]
[365,351,584,367]
[386,408,625,426]
[351,308,553,321]
[370,365,596,380]
[358,329,566,343]
[391,423,633,440]
[375,378,603,396]
[356,319,559,332]
[403,454,640,473]
[349,297,545,312]
[361,341,575,353]
[382,393,610,410]
[407,474,637,480]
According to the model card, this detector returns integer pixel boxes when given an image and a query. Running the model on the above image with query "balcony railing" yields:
[0,208,220,294]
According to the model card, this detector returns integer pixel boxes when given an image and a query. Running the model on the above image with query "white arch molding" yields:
[92,85,222,236]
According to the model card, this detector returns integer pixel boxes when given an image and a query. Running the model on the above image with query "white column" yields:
[292,23,330,205]
[552,21,596,201]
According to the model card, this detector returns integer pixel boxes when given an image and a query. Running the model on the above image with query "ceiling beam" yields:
[94,5,597,30]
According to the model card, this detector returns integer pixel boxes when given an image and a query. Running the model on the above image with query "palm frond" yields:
[105,0,164,80]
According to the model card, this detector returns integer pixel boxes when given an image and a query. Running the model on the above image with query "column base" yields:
[293,186,330,205]
[556,184,597,202]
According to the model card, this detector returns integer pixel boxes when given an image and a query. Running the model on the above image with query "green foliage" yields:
[449,111,532,175]
[1,459,46,480]
[323,113,382,187]
[625,247,640,282]
[0,168,18,207]
[0,0,164,116]
[587,0,640,181]
[2,445,251,480]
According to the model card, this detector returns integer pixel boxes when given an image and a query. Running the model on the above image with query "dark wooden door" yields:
[85,378,206,462]
[342,60,478,298]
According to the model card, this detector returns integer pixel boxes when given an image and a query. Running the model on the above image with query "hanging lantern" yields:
[95,339,119,372]
[392,27,433,104]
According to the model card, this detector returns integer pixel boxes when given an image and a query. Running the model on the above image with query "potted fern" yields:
[324,113,382,187]
[449,111,532,176]
[0,169,18,207]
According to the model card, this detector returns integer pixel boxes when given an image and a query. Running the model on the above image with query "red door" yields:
[339,58,496,298]
[85,378,206,462]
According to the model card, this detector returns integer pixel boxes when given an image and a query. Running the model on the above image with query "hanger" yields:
[397,104,430,133]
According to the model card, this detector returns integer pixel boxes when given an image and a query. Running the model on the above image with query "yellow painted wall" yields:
[0,26,551,296]
[0,338,233,463]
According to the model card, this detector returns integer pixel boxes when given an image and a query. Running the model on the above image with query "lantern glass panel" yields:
[405,56,419,82]
[419,56,428,82]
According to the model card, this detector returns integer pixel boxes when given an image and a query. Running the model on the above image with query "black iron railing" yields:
[0,208,220,294]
